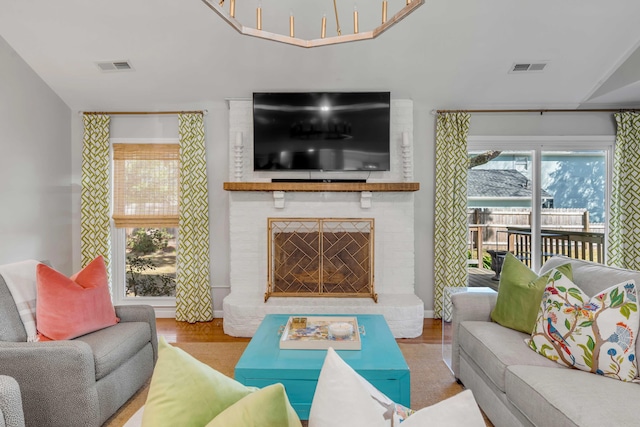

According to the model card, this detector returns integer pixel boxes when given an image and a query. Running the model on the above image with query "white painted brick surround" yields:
[223,99,424,338]
[228,99,414,183]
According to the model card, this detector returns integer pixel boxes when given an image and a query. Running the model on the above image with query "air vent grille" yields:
[513,63,531,72]
[528,63,546,71]
[96,60,134,72]
[112,61,132,70]
[509,62,548,73]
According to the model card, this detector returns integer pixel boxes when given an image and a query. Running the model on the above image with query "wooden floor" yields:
[156,318,444,344]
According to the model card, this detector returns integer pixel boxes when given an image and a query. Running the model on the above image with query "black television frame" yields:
[252,91,391,172]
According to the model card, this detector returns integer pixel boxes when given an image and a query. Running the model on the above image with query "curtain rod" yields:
[81,110,207,116]
[434,108,639,114]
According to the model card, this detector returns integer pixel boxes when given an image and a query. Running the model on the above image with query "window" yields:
[112,142,180,303]
[468,136,613,271]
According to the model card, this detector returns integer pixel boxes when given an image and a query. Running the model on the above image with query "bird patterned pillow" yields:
[527,268,639,382]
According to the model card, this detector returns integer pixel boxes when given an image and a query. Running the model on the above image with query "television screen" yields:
[253,92,390,171]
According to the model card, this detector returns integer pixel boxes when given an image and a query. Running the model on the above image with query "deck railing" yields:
[506,227,605,267]
[467,208,606,269]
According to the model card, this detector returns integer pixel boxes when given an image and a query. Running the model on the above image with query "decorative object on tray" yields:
[279,316,363,350]
[328,322,353,339]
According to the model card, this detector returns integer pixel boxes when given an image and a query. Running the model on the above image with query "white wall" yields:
[0,36,72,272]
[469,112,616,136]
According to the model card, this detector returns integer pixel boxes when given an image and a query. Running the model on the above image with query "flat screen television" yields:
[253,92,391,171]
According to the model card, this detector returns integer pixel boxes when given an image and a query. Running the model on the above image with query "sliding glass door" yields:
[468,137,612,271]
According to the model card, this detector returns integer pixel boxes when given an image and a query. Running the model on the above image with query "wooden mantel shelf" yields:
[223,182,420,192]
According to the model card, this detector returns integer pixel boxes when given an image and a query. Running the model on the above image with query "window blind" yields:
[112,143,180,228]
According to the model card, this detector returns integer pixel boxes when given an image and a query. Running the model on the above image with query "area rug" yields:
[103,342,466,426]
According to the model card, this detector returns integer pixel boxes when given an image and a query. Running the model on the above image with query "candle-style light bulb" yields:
[289,10,295,38]
[256,1,262,30]
[321,14,327,38]
[382,0,388,24]
[230,0,235,17]
[353,4,359,34]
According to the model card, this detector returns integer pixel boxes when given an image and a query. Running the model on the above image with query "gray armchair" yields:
[0,272,158,427]
[0,375,25,427]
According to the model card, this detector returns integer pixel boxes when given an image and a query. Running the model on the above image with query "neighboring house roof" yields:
[468,169,553,199]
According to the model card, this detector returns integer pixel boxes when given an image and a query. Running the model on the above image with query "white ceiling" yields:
[1,0,640,111]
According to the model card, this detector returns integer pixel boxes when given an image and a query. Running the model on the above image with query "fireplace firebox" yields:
[266,218,376,302]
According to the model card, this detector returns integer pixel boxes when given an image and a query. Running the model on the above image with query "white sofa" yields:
[451,255,640,427]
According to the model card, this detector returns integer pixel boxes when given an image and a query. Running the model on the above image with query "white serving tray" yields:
[279,316,362,350]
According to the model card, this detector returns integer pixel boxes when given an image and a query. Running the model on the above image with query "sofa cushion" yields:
[491,252,572,334]
[206,383,301,427]
[400,390,485,427]
[541,255,640,362]
[142,337,259,427]
[458,321,562,392]
[541,255,640,297]
[309,347,412,427]
[36,256,119,341]
[75,321,151,381]
[505,365,640,427]
[528,269,638,381]
[0,275,27,342]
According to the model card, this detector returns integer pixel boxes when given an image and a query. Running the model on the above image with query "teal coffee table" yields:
[234,314,410,420]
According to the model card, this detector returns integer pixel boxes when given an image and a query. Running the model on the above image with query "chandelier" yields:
[201,0,424,48]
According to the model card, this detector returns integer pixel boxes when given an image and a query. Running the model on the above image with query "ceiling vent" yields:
[508,62,548,74]
[96,60,133,72]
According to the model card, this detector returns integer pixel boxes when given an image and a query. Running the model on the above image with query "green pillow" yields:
[490,253,572,334]
[141,337,257,427]
[206,383,302,427]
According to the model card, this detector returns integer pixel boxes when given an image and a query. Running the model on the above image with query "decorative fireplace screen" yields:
[266,218,376,302]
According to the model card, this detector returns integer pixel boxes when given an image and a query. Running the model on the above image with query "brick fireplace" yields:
[222,100,424,338]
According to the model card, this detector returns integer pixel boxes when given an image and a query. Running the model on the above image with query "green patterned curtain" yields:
[81,114,112,283]
[434,112,471,318]
[176,113,213,323]
[608,112,640,269]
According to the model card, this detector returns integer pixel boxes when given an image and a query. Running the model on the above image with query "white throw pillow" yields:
[401,390,485,427]
[308,347,389,427]
[309,347,485,427]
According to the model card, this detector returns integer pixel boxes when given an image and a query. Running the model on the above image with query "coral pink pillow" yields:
[36,256,119,340]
